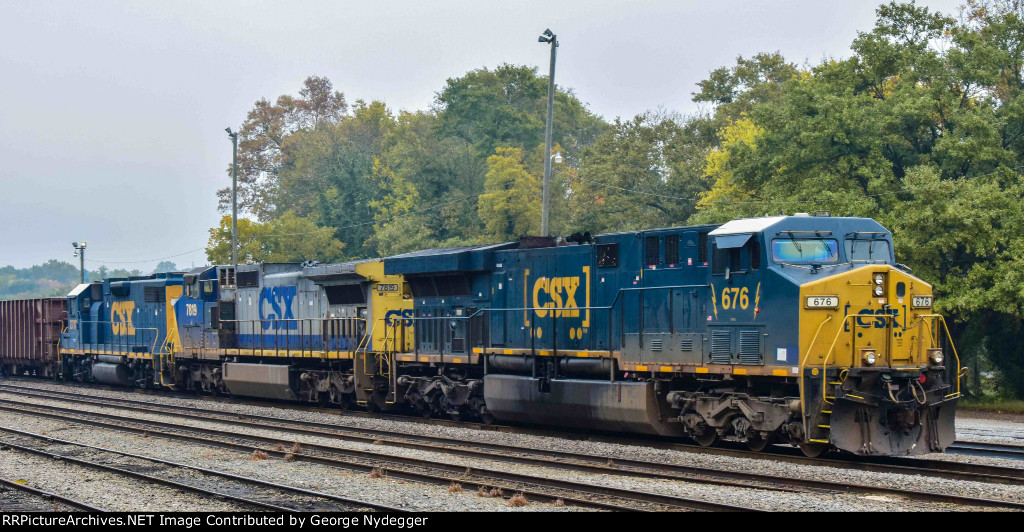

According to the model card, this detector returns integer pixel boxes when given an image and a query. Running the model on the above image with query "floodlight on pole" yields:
[72,241,87,284]
[538,28,558,236]
[226,127,239,268]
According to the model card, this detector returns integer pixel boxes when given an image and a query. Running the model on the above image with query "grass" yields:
[959,397,1024,415]
[508,493,528,507]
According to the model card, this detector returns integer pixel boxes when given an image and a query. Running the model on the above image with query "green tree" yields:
[478,147,541,241]
[570,112,709,234]
[205,213,346,264]
[217,76,349,219]
[689,0,1024,396]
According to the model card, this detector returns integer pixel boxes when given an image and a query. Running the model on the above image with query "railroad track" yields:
[0,427,403,512]
[0,396,757,512]
[2,386,1024,510]
[16,377,1024,469]
[0,475,105,512]
[4,382,1024,485]
[947,441,1024,460]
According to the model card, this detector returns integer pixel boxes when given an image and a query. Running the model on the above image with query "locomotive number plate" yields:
[376,284,399,292]
[911,295,933,308]
[805,296,839,309]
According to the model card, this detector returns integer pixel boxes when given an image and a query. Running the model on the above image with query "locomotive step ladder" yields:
[355,319,397,406]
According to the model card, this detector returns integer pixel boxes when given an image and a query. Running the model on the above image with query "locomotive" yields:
[0,214,963,457]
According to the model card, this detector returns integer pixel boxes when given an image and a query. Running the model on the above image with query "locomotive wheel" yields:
[691,428,718,447]
[798,442,830,458]
[746,433,776,452]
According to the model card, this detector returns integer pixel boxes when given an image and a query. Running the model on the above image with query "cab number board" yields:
[806,296,839,309]
[912,295,933,308]
[376,283,399,293]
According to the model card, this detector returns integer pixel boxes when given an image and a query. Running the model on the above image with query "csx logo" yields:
[110,301,136,336]
[531,267,590,326]
[259,286,298,330]
[385,309,414,327]
[844,308,903,330]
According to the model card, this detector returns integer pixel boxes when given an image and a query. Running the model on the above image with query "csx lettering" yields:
[259,286,297,330]
[845,308,902,331]
[533,276,580,318]
[385,309,414,327]
[110,301,136,335]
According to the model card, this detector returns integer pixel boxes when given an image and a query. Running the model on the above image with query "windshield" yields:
[772,238,839,263]
[846,239,891,263]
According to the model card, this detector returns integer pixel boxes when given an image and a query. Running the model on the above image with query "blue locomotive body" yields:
[60,274,183,387]
[384,215,960,455]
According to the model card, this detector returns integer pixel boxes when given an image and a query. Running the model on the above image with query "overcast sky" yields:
[0,0,965,272]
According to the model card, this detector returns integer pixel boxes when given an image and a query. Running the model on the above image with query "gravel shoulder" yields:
[1,381,1022,511]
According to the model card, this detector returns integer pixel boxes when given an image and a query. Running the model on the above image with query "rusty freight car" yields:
[0,298,66,377]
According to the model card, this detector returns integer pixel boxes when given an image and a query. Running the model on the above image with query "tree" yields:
[436,64,607,163]
[478,147,541,241]
[569,112,709,234]
[205,213,346,264]
[216,76,348,219]
[688,0,1024,397]
[152,261,178,274]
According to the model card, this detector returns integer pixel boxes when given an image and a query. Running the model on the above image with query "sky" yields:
[0,0,966,272]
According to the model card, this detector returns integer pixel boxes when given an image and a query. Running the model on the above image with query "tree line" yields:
[197,0,1016,399]
[0,261,179,300]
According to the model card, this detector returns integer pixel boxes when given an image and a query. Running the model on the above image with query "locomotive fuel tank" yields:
[483,374,685,437]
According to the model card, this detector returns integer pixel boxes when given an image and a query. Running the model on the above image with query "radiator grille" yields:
[650,338,663,352]
[738,330,761,364]
[680,337,694,352]
[710,330,731,364]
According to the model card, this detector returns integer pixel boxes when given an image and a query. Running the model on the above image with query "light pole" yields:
[225,127,238,267]
[538,28,558,237]
[72,242,87,284]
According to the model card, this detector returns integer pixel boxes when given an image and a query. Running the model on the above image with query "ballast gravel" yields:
[1,380,1022,511]
[0,445,246,512]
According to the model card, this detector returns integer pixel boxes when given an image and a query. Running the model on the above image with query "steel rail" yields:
[4,386,1023,510]
[0,400,756,512]
[5,380,1022,486]
[947,441,1024,460]
[0,426,402,513]
[0,475,107,512]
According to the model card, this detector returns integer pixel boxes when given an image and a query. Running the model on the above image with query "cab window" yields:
[771,238,839,263]
[846,239,891,263]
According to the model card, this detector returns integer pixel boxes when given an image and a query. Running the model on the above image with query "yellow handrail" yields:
[798,314,833,416]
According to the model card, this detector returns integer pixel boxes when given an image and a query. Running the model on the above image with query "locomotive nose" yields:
[798,264,962,455]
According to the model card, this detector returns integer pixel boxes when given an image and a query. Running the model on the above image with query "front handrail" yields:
[799,312,962,433]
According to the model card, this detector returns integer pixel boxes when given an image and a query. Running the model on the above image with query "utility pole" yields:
[225,128,239,267]
[538,28,558,237]
[72,242,87,284]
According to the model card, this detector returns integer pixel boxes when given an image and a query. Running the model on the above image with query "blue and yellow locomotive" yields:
[54,214,961,457]
[379,214,961,456]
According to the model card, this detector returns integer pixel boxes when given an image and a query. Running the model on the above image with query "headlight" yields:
[874,274,884,285]
[874,285,884,296]
[929,349,944,365]
[863,351,876,366]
